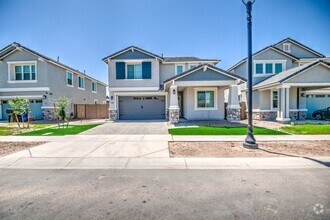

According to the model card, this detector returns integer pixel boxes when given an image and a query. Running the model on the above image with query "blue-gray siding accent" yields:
[112,50,154,60]
[177,69,235,81]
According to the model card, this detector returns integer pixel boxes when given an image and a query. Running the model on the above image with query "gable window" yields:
[189,64,197,70]
[127,63,142,79]
[195,88,217,110]
[175,64,184,75]
[272,90,278,109]
[283,43,291,53]
[255,63,263,74]
[92,82,97,93]
[67,72,73,86]
[14,64,36,81]
[78,76,85,89]
[254,61,286,76]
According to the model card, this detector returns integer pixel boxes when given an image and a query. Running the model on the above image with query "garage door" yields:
[119,96,165,120]
[306,94,330,118]
[1,100,43,120]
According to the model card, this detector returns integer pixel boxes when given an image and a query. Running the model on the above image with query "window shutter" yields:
[142,62,152,79]
[116,62,126,79]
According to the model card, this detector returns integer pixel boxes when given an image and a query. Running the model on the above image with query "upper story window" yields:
[67,72,73,86]
[78,76,85,89]
[283,43,291,53]
[175,64,184,75]
[189,64,197,70]
[254,60,286,77]
[15,64,36,81]
[127,63,142,79]
[92,82,97,93]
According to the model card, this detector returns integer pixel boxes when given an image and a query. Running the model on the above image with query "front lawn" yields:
[280,124,330,135]
[17,124,101,136]
[0,123,53,136]
[168,126,287,135]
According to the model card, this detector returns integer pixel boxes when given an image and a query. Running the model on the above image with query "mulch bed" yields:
[169,141,330,158]
[0,142,46,156]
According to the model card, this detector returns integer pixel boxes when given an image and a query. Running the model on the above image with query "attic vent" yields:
[283,43,291,53]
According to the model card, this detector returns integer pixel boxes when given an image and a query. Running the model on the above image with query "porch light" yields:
[173,89,176,95]
[242,0,258,149]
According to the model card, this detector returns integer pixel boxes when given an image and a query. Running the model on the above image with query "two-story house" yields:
[228,38,330,122]
[103,46,245,123]
[0,42,107,120]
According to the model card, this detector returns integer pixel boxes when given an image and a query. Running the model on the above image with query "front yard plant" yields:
[280,124,330,134]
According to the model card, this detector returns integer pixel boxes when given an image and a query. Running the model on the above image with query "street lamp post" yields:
[242,0,258,149]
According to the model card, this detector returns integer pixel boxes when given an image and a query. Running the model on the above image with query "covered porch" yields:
[163,64,245,124]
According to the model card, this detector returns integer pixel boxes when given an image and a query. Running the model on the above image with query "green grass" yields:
[0,123,54,136]
[168,126,287,135]
[280,124,330,135]
[17,124,101,136]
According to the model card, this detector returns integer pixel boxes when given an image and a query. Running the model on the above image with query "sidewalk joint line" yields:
[138,148,169,158]
[83,140,113,158]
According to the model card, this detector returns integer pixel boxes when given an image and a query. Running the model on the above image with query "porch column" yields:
[109,91,118,120]
[168,85,180,124]
[227,85,241,122]
[276,87,291,123]
[0,102,2,120]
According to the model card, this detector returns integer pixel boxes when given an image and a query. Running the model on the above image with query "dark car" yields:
[312,107,330,120]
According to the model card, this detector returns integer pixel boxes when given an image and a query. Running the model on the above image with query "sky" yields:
[0,0,329,84]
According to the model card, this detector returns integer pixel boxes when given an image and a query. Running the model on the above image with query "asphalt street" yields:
[0,169,329,219]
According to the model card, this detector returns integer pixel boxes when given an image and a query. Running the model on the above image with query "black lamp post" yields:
[242,0,258,149]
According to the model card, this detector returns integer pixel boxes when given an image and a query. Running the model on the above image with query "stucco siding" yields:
[160,64,175,85]
[259,90,271,110]
[182,87,225,120]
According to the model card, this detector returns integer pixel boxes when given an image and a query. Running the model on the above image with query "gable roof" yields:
[227,45,299,72]
[163,63,246,86]
[253,60,330,89]
[0,42,107,86]
[274,38,325,58]
[102,46,164,63]
[163,56,220,64]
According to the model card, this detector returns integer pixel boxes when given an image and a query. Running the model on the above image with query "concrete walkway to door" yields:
[81,120,171,135]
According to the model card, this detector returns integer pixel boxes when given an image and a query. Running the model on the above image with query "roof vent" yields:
[57,56,60,62]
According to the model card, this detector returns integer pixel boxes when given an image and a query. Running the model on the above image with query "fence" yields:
[74,104,109,119]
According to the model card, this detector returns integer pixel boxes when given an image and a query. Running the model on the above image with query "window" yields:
[92,82,97,93]
[189,65,197,70]
[283,43,291,52]
[78,76,85,89]
[67,72,73,86]
[265,63,273,74]
[127,64,142,79]
[195,89,217,110]
[272,91,278,109]
[14,64,36,81]
[275,63,283,73]
[175,64,184,75]
[254,61,285,76]
[255,63,263,74]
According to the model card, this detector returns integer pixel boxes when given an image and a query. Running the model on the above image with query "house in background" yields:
[103,46,245,123]
[0,42,107,120]
[228,38,330,122]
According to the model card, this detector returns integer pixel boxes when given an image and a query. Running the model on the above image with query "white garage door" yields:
[306,94,330,118]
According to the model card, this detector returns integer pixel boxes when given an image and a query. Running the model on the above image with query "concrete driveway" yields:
[81,120,171,135]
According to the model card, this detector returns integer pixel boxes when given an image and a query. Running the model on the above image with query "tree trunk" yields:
[27,105,30,129]
[15,114,21,129]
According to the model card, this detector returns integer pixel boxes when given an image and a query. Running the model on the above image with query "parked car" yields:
[312,107,330,120]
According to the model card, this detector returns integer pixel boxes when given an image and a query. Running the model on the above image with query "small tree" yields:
[8,97,30,129]
[54,97,72,128]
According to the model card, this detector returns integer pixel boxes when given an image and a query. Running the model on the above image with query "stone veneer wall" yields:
[290,110,307,120]
[168,108,180,124]
[252,111,277,120]
[226,108,240,122]
[109,110,118,120]
[42,108,56,120]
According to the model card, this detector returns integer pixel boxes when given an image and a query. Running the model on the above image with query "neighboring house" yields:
[228,38,330,122]
[103,46,245,123]
[0,42,107,120]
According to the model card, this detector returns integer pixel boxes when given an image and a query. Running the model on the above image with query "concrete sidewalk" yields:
[1,156,329,169]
